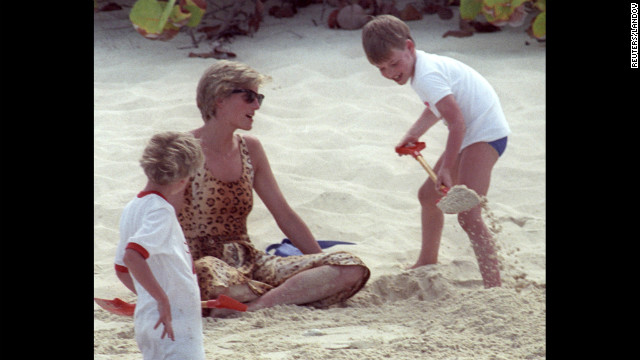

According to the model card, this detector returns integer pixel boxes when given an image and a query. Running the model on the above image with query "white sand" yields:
[94,2,545,359]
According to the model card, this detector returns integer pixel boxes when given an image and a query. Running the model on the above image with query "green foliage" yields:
[459,0,546,39]
[129,0,206,41]
[459,0,483,20]
[531,10,545,38]
[482,0,527,24]
[182,0,207,28]
[531,0,545,38]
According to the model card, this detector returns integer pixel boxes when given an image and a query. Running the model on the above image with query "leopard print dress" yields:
[177,135,370,311]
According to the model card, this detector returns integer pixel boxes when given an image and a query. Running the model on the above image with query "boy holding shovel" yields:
[362,15,510,288]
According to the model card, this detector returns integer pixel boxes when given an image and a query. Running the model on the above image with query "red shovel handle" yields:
[395,142,426,158]
[94,297,136,317]
[395,142,449,195]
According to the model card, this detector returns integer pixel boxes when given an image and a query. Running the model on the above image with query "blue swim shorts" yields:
[488,136,508,157]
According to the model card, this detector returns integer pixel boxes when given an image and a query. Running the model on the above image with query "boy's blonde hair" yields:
[140,131,204,185]
[196,60,271,121]
[361,15,414,65]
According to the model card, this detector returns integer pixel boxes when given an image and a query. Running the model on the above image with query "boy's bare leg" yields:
[246,265,365,311]
[410,153,448,269]
[457,142,501,288]
[458,206,501,287]
[410,178,445,268]
[409,142,501,287]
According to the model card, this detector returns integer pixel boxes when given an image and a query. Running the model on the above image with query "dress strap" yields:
[236,134,254,183]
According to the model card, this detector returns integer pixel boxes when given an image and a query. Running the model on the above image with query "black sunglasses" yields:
[232,89,265,106]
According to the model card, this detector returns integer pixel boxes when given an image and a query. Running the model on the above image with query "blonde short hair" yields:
[362,15,414,65]
[140,131,204,185]
[196,60,270,121]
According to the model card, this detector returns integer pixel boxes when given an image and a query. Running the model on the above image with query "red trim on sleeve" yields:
[126,242,150,259]
[115,264,129,273]
[137,190,167,201]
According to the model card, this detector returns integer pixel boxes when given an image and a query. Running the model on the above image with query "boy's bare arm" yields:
[123,248,175,341]
[435,94,466,187]
[116,269,137,294]
[397,106,440,148]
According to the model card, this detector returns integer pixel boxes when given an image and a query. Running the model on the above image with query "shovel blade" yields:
[95,294,247,317]
[94,297,135,317]
[204,294,248,312]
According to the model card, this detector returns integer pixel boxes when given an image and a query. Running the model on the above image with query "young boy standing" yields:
[362,15,510,288]
[114,131,206,359]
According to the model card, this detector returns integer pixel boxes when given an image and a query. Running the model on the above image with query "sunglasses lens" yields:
[245,92,263,106]
[234,89,264,105]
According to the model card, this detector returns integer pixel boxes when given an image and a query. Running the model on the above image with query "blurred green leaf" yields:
[130,0,175,35]
[483,0,517,24]
[169,3,191,27]
[181,0,207,28]
[157,0,177,32]
[130,0,202,41]
[532,11,546,38]
[460,0,483,20]
[512,0,529,7]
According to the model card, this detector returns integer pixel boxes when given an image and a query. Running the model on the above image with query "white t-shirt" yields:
[115,191,204,360]
[411,50,511,151]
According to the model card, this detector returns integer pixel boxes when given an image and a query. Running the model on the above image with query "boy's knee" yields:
[418,181,439,207]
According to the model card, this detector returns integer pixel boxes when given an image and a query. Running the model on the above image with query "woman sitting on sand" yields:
[177,60,370,315]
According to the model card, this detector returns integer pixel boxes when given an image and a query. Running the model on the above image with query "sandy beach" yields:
[94,1,545,359]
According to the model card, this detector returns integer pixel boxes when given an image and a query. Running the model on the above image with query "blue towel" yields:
[265,238,355,257]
